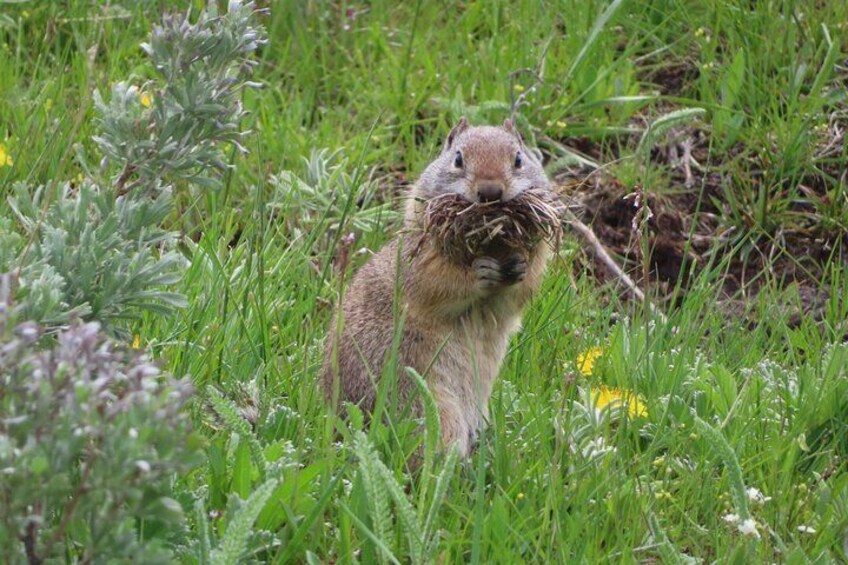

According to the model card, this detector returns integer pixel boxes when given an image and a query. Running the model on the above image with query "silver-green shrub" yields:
[5,0,265,329]
[8,182,185,326]
[0,1,267,561]
[95,0,264,193]
[0,274,198,563]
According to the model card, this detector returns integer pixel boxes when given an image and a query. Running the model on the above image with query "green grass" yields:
[2,0,848,562]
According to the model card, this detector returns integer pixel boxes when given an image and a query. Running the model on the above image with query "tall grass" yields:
[1,0,847,561]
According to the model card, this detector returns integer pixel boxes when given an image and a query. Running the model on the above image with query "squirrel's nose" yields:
[477,182,504,202]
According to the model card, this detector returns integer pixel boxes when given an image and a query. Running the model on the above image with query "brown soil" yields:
[640,61,700,96]
[551,119,847,326]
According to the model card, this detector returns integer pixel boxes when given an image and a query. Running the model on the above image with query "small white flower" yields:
[135,460,151,474]
[723,513,740,524]
[738,518,760,539]
[797,525,816,534]
[128,428,138,439]
[746,487,771,505]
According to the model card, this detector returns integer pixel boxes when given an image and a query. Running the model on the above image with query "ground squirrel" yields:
[322,118,559,456]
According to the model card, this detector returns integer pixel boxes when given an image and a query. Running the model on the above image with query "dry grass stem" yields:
[421,189,564,262]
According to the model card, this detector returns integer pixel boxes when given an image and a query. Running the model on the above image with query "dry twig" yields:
[564,208,668,323]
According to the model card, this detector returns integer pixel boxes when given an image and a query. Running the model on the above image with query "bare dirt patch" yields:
[552,120,848,326]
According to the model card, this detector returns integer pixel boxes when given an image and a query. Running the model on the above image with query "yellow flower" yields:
[140,92,152,108]
[513,83,525,92]
[0,143,13,168]
[592,385,648,418]
[132,335,141,349]
[556,120,567,129]
[576,346,604,376]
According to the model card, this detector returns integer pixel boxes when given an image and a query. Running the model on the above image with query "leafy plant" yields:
[351,431,459,565]
[0,273,198,563]
[95,0,265,194]
[208,385,268,480]
[269,148,397,251]
[0,2,268,562]
[8,182,185,326]
[5,0,266,330]
[208,478,280,565]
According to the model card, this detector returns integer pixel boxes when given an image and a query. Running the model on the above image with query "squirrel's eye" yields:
[454,151,463,168]
[514,152,523,169]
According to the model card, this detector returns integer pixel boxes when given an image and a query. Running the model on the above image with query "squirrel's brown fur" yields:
[322,118,556,456]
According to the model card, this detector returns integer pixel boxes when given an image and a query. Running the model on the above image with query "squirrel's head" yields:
[407,118,549,225]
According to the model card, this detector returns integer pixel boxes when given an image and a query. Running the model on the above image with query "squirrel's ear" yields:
[443,117,470,151]
[503,118,524,143]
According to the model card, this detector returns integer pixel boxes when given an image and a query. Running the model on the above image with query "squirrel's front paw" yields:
[473,254,526,291]
[501,254,527,284]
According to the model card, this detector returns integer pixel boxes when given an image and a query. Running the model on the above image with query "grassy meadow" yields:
[2,0,848,562]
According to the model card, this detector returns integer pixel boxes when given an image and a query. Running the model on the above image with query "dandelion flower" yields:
[140,92,153,108]
[576,346,604,376]
[0,143,13,167]
[737,518,760,539]
[593,385,648,418]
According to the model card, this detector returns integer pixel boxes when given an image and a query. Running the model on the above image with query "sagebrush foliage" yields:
[4,0,265,330]
[96,0,264,193]
[0,1,267,562]
[269,148,397,251]
[0,274,198,563]
[8,182,185,326]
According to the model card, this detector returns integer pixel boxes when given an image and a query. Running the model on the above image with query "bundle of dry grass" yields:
[422,188,564,262]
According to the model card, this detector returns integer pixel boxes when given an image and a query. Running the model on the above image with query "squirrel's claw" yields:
[501,254,527,284]
[472,254,526,290]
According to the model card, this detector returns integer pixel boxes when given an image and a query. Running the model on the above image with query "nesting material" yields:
[422,188,564,263]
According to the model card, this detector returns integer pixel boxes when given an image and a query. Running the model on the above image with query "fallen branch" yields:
[563,209,668,324]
